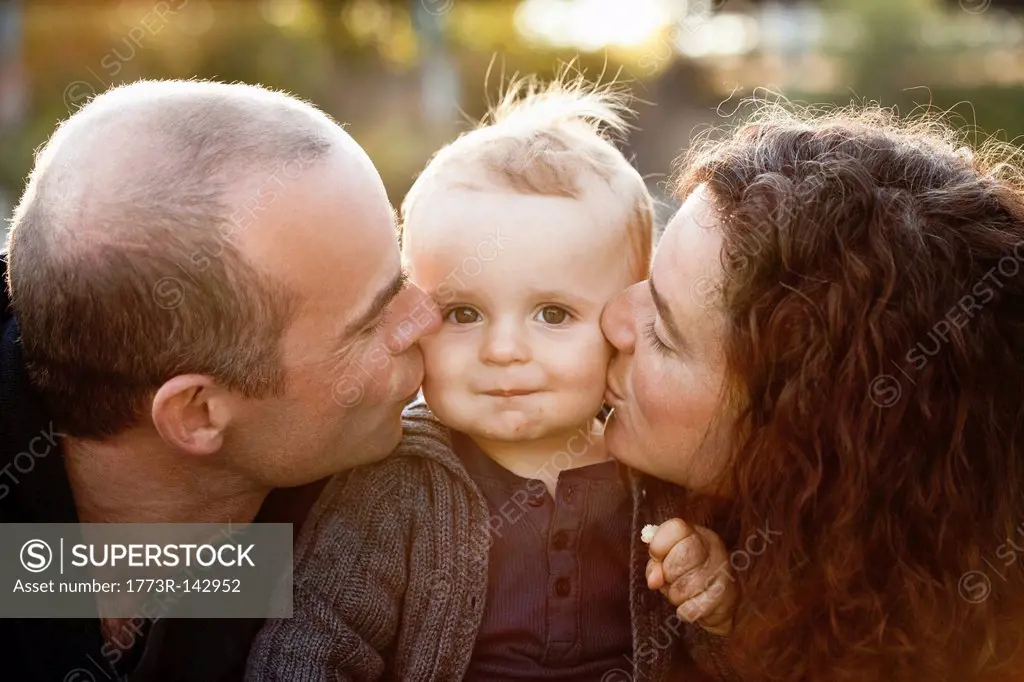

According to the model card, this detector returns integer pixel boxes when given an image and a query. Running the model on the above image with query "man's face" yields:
[403,183,637,446]
[229,139,440,487]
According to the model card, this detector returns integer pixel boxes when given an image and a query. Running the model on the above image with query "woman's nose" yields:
[601,284,639,354]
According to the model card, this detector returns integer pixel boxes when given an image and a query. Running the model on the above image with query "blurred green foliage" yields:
[2,0,1023,213]
[0,0,618,206]
[804,0,1024,149]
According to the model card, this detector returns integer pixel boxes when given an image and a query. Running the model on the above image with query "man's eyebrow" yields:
[649,277,684,346]
[342,269,408,338]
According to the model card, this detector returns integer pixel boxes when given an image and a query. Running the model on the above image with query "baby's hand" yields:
[643,519,738,636]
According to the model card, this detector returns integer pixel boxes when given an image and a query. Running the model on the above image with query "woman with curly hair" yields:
[601,104,1024,682]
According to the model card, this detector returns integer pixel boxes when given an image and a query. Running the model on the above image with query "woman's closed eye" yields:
[533,305,572,326]
[644,320,673,354]
[445,306,481,324]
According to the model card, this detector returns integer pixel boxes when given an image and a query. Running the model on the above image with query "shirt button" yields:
[527,492,545,507]
[551,531,569,550]
[554,577,571,597]
[562,485,575,503]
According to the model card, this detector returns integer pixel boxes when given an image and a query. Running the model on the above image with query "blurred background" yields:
[2,0,1024,238]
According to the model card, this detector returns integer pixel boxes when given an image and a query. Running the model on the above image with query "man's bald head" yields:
[19,79,370,256]
[5,79,361,438]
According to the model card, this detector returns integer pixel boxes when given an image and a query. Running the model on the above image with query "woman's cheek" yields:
[632,354,671,421]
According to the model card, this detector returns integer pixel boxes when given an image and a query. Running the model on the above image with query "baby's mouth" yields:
[482,389,537,398]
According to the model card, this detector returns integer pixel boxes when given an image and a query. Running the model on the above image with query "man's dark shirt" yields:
[451,430,634,681]
[0,251,326,681]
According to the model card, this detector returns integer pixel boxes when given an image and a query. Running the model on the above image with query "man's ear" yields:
[151,375,233,456]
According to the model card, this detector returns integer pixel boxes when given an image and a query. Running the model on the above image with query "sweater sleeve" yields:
[245,459,415,682]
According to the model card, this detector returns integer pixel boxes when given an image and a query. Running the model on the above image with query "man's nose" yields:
[390,284,440,353]
[601,284,639,354]
[411,285,442,338]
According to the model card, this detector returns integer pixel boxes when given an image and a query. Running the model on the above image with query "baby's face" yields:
[403,183,640,443]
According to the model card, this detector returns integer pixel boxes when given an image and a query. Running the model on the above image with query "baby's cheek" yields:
[421,373,469,433]
[421,349,462,393]
[418,341,456,408]
[418,344,446,385]
[420,333,467,382]
[581,328,615,378]
[554,330,614,403]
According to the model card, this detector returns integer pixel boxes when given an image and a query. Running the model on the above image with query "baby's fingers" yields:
[660,530,710,588]
[647,518,697,562]
[675,574,736,636]
[646,558,666,590]
[678,601,734,636]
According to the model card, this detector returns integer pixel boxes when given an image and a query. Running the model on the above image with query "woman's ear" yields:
[151,375,233,456]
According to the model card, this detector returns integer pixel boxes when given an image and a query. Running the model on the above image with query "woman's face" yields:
[600,186,733,492]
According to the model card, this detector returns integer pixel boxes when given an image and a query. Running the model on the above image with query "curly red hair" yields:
[676,104,1024,681]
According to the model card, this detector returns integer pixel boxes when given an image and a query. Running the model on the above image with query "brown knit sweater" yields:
[246,402,734,681]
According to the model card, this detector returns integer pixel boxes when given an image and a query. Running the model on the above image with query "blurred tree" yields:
[6,0,1022,217]
[822,0,944,95]
[804,0,1024,149]
[0,0,632,208]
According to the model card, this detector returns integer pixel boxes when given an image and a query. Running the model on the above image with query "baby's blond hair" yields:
[401,73,654,280]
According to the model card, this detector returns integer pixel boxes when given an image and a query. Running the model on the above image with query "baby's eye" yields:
[446,307,481,324]
[535,306,569,325]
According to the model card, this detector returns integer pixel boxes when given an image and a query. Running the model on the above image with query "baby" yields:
[248,76,736,682]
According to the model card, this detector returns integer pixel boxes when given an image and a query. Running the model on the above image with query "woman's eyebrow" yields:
[648,277,685,346]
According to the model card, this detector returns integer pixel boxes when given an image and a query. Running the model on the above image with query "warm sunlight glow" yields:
[259,0,316,33]
[514,0,673,51]
[675,13,758,58]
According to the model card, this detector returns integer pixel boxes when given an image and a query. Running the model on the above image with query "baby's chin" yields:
[459,414,560,443]
[427,402,541,440]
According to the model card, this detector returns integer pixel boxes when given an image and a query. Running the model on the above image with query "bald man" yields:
[0,80,440,681]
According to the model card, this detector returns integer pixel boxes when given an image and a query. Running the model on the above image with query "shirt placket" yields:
[543,475,583,662]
